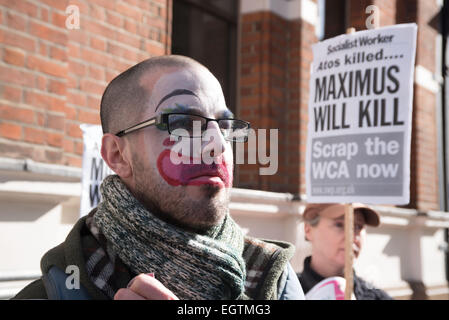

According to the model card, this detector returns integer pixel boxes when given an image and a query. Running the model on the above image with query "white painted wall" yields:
[1,171,448,299]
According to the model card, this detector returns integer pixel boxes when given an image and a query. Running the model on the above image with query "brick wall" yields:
[0,0,171,167]
[407,0,440,210]
[238,12,290,192]
[238,3,317,195]
[362,0,441,211]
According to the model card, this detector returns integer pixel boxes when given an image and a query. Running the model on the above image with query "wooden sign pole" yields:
[344,203,354,300]
[343,27,356,301]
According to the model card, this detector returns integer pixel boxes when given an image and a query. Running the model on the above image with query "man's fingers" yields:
[127,274,179,300]
[114,288,145,300]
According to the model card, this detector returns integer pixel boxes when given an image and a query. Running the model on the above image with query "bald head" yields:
[100,55,207,134]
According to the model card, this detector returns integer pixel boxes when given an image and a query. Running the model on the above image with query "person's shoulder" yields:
[40,215,89,273]
[243,236,295,253]
[243,236,296,274]
[296,271,304,284]
[243,236,298,299]
[12,215,94,300]
[354,273,393,300]
[11,278,47,300]
[278,263,306,300]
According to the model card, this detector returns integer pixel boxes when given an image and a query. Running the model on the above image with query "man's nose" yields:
[201,121,227,160]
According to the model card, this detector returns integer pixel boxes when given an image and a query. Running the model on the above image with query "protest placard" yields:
[306,24,417,205]
[80,124,113,217]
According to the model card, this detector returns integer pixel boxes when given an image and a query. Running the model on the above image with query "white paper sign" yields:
[306,24,417,205]
[305,277,355,300]
[80,124,113,217]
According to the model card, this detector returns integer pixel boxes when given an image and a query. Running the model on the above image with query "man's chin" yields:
[185,182,229,199]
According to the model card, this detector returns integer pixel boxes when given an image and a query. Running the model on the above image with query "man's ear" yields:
[101,133,132,178]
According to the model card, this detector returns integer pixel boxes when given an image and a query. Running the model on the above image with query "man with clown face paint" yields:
[14,55,304,300]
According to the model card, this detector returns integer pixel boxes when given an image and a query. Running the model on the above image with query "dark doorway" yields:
[172,0,238,113]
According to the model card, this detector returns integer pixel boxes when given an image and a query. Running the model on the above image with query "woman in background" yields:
[297,203,393,300]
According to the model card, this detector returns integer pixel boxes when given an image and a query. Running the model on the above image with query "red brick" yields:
[0,104,34,123]
[90,36,107,51]
[1,85,22,102]
[29,21,67,46]
[23,127,45,144]
[3,47,26,66]
[34,112,45,127]
[27,55,67,77]
[0,123,22,140]
[68,0,89,14]
[46,131,63,147]
[78,109,99,124]
[116,31,141,49]
[80,47,113,68]
[67,122,82,138]
[80,79,105,96]
[107,42,139,61]
[35,75,47,91]
[87,96,101,110]
[46,113,65,131]
[0,65,34,86]
[64,105,77,120]
[6,11,27,32]
[144,41,165,56]
[43,149,63,163]
[67,42,80,59]
[67,90,86,107]
[88,65,105,81]
[63,139,74,153]
[116,2,142,20]
[3,29,36,52]
[24,90,53,110]
[105,70,117,82]
[106,11,123,27]
[40,6,50,22]
[124,19,137,33]
[48,79,66,95]
[90,4,106,20]
[38,42,48,56]
[51,11,66,28]
[0,0,38,17]
[93,0,116,11]
[48,96,66,113]
[74,141,83,154]
[66,74,78,89]
[68,59,86,76]
[50,46,67,61]
[65,155,82,167]
[0,0,171,168]
[69,29,89,45]
[38,0,68,12]
[84,20,115,39]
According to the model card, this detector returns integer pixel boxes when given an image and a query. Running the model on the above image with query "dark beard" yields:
[131,154,229,233]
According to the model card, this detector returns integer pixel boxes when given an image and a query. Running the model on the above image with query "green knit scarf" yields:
[94,175,246,300]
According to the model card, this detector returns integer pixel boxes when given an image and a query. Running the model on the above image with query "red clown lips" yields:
[157,148,232,188]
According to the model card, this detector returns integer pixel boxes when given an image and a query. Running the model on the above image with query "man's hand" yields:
[114,273,179,300]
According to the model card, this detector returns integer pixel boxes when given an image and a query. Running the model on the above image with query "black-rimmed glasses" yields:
[115,113,251,142]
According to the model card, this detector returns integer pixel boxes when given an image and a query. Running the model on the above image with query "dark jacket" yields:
[297,256,393,300]
[12,215,305,300]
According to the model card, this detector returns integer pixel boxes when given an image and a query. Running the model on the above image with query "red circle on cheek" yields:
[157,149,181,186]
[162,137,176,147]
